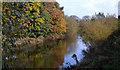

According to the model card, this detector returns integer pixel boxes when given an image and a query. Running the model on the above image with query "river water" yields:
[3,36,88,68]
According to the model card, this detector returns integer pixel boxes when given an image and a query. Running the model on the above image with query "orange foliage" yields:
[44,2,66,34]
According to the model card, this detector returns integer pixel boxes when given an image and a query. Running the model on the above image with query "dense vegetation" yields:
[64,16,79,37]
[2,1,120,69]
[66,13,120,69]
[69,30,120,69]
[2,2,67,50]
[2,2,66,37]
[79,13,118,44]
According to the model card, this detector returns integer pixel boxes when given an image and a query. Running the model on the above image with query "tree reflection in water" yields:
[3,36,88,68]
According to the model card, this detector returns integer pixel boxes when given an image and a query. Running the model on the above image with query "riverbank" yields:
[2,35,88,68]
[2,34,65,50]
[67,30,120,69]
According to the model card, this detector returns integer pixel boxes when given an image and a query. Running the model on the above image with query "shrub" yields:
[65,16,79,36]
[79,14,118,42]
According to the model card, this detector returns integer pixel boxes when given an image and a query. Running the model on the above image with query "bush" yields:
[64,16,79,36]
[79,14,118,43]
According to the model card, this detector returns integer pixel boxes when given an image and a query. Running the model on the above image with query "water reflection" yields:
[3,36,88,68]
[60,36,87,68]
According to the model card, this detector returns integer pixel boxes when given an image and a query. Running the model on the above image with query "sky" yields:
[57,0,119,18]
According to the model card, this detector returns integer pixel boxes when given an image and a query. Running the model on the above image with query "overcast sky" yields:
[57,0,119,18]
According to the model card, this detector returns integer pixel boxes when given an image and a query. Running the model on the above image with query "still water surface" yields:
[3,36,88,68]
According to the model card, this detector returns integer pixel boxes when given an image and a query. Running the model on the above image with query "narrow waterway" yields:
[59,36,88,69]
[3,36,88,68]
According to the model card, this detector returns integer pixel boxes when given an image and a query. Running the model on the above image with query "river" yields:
[3,36,88,68]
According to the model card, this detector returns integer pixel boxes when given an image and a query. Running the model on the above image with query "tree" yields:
[82,16,90,21]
